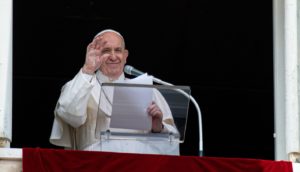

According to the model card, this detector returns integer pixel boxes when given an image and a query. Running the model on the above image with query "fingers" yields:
[148,102,163,133]
[87,36,106,52]
[86,42,94,52]
[94,36,107,50]
[84,36,107,73]
[147,102,162,118]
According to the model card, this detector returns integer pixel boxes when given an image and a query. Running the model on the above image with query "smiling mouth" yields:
[107,63,120,66]
[106,63,121,68]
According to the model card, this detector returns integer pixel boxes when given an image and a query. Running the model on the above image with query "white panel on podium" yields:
[95,83,190,146]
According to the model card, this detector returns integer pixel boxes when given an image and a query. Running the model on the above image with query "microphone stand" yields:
[152,76,204,156]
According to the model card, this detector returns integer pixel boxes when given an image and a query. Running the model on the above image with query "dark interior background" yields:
[12,0,274,159]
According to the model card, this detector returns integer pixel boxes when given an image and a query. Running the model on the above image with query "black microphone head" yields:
[124,65,133,75]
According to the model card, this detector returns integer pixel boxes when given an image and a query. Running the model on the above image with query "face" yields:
[96,32,128,79]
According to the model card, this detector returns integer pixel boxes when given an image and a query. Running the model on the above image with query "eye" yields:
[115,48,122,53]
[102,48,110,53]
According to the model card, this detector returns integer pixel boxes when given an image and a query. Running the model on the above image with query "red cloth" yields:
[23,148,292,172]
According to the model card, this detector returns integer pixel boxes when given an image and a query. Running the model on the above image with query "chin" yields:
[109,69,122,76]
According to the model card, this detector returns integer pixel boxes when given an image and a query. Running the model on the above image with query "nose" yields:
[109,51,117,60]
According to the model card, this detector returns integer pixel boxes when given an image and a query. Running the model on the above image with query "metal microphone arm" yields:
[152,76,204,156]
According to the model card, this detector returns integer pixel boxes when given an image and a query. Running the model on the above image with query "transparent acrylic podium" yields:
[95,83,190,152]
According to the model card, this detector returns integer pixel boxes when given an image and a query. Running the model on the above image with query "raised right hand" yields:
[82,36,107,74]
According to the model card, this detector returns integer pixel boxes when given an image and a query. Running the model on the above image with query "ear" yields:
[124,49,129,62]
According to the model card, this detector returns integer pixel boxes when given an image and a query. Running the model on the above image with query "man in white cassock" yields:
[49,29,179,155]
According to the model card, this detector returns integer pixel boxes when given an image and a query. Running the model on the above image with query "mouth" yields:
[106,63,121,68]
[107,62,120,65]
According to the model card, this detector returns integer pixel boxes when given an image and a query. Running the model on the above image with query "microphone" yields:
[124,65,144,76]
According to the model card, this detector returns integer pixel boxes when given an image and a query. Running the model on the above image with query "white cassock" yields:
[50,69,179,155]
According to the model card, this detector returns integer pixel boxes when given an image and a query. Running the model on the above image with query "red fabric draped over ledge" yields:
[22,148,292,172]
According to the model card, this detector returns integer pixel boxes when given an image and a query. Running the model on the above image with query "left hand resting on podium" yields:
[147,101,164,133]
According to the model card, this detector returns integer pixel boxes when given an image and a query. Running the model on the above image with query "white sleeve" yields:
[55,69,96,128]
